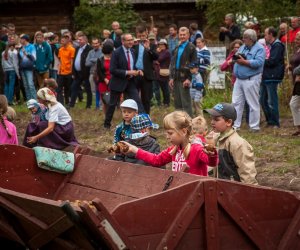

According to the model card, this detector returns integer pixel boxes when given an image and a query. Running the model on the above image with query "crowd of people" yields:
[0,14,299,185]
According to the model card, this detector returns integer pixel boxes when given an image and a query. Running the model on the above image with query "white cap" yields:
[27,99,38,109]
[120,99,138,111]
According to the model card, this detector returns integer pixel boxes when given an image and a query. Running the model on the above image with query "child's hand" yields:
[119,141,138,155]
[203,144,217,155]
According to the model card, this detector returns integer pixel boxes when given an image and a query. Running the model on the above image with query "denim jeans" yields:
[21,70,36,100]
[4,70,16,104]
[260,81,280,127]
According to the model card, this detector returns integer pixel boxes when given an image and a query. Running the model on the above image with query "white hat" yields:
[26,99,38,109]
[158,39,168,45]
[120,99,138,111]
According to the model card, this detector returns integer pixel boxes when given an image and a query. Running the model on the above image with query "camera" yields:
[232,53,247,62]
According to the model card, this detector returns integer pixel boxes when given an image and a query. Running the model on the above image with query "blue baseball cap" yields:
[204,103,237,120]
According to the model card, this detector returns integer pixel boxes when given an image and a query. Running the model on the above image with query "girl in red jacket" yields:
[121,111,217,176]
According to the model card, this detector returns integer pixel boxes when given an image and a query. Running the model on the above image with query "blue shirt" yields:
[167,36,179,55]
[233,42,265,79]
[74,44,86,71]
[176,41,188,69]
[135,43,144,70]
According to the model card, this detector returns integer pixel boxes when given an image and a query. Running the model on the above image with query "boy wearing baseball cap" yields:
[124,113,160,165]
[205,102,258,185]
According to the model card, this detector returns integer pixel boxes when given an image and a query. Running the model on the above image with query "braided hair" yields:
[0,95,12,138]
[163,111,192,159]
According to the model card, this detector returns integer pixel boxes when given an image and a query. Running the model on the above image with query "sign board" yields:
[208,46,226,89]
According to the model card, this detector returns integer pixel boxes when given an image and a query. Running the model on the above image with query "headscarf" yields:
[26,99,47,123]
[37,87,57,108]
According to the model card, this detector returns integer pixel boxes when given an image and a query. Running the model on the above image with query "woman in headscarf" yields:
[23,87,78,149]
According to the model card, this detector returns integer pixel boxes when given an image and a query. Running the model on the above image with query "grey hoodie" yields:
[1,49,20,78]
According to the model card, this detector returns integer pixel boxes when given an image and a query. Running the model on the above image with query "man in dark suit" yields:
[104,33,144,128]
[69,34,92,108]
[133,25,159,114]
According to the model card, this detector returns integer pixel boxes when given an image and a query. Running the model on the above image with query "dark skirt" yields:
[23,121,79,150]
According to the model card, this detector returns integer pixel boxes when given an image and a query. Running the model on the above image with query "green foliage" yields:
[73,0,141,37]
[197,0,297,28]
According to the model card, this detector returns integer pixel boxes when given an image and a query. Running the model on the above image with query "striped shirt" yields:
[197,46,211,73]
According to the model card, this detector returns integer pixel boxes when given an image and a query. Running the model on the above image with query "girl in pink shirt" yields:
[0,95,18,145]
[121,111,217,176]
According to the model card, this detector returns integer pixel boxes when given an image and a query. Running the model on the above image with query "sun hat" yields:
[131,113,159,131]
[27,99,38,109]
[158,39,168,45]
[120,99,138,111]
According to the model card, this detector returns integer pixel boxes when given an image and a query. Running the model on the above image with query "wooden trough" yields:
[0,144,299,249]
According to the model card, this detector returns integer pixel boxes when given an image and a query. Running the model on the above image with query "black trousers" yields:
[57,74,72,106]
[136,75,153,114]
[104,79,144,127]
[70,71,92,108]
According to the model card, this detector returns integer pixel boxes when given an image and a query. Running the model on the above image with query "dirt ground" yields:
[16,106,300,193]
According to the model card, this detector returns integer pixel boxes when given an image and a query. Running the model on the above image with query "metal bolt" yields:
[240,217,243,221]
[172,233,176,238]
[198,192,201,197]
[209,187,213,191]
[163,247,168,250]
[220,192,223,196]
[248,226,252,231]
[298,230,300,236]
[210,215,214,220]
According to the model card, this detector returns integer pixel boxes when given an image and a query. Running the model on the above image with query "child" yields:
[44,78,58,96]
[0,95,18,145]
[125,113,160,165]
[188,62,205,116]
[113,99,138,144]
[5,106,16,122]
[204,102,258,185]
[26,99,48,124]
[120,111,217,176]
[191,115,208,146]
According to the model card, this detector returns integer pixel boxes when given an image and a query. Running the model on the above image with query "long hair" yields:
[0,95,12,138]
[163,111,192,159]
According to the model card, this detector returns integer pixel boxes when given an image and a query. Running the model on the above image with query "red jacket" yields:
[136,144,218,176]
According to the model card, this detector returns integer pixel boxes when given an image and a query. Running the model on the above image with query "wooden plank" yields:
[204,181,219,250]
[27,215,73,249]
[217,184,277,249]
[156,181,204,249]
[278,205,300,249]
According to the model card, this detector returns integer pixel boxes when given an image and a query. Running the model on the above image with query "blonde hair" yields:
[0,95,12,138]
[192,116,208,135]
[163,111,192,159]
[5,106,16,122]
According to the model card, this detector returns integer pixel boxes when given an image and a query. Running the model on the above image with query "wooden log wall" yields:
[134,3,206,38]
[0,1,76,38]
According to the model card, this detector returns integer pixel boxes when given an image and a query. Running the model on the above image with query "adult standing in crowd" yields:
[260,27,285,128]
[169,27,197,117]
[219,13,241,54]
[34,31,53,89]
[134,25,159,114]
[1,42,20,105]
[166,24,179,56]
[19,34,37,100]
[155,39,171,107]
[57,35,75,106]
[189,23,203,46]
[288,32,300,136]
[49,34,60,81]
[70,34,92,109]
[232,29,265,132]
[195,38,211,84]
[110,21,122,48]
[104,33,144,129]
[279,22,289,44]
[85,37,103,110]
[288,17,300,44]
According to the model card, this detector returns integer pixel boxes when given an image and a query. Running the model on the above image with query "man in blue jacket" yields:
[34,32,53,89]
[260,27,285,128]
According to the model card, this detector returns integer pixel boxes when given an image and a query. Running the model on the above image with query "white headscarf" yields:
[37,87,57,107]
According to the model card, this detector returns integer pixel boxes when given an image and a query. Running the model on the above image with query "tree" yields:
[197,0,298,27]
[73,0,141,37]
